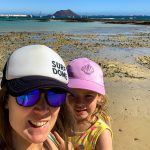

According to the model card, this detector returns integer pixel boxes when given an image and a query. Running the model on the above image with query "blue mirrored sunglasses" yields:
[16,89,66,107]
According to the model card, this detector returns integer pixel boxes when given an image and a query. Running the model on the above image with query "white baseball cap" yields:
[1,45,69,96]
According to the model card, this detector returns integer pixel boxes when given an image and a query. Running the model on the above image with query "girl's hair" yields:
[89,94,111,127]
[0,86,12,150]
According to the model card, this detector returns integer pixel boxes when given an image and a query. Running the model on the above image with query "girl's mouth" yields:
[75,108,87,112]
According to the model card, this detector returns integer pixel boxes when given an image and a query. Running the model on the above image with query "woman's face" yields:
[67,89,101,122]
[7,93,60,144]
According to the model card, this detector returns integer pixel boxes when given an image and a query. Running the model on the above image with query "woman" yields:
[0,45,74,150]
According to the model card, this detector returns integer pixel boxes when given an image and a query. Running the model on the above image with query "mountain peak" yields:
[53,9,79,18]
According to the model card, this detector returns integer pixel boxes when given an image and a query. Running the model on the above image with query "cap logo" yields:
[81,64,94,75]
[52,61,67,80]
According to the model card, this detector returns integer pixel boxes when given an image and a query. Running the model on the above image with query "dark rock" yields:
[53,9,79,18]
[118,129,123,132]
[134,138,140,141]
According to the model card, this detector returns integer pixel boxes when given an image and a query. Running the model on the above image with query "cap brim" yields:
[68,78,105,95]
[6,76,70,97]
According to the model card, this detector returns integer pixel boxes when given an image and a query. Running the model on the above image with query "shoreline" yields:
[0,31,150,150]
[64,18,150,25]
[0,16,150,26]
[1,17,150,25]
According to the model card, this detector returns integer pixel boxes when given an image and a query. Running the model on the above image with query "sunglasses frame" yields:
[16,88,67,107]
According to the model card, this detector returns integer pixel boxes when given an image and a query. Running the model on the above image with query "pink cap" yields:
[67,58,105,95]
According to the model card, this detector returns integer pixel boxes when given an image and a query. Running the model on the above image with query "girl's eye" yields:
[67,93,76,99]
[85,95,94,100]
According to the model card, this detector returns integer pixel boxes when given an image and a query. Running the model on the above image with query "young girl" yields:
[0,45,74,150]
[67,58,112,150]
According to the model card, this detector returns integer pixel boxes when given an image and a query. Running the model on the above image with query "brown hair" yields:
[0,86,12,150]
[53,101,76,140]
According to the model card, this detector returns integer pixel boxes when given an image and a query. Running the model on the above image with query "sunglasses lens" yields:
[47,91,66,107]
[16,90,39,107]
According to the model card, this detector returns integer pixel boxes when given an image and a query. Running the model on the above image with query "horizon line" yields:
[0,13,150,16]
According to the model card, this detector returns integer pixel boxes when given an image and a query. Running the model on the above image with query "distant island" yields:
[0,9,150,25]
[51,9,79,18]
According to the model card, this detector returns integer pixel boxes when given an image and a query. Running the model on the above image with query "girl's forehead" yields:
[70,88,98,95]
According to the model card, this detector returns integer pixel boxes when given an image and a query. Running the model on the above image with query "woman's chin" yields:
[26,134,47,144]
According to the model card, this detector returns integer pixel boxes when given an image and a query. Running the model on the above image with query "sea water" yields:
[0,19,150,34]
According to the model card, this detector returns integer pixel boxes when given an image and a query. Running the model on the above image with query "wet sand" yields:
[0,32,150,150]
[106,78,150,150]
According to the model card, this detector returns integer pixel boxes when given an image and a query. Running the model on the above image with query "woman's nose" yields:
[33,93,50,113]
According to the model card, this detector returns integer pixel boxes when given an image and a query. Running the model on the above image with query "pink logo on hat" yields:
[81,64,94,75]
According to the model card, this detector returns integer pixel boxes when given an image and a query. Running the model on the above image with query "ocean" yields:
[0,17,150,34]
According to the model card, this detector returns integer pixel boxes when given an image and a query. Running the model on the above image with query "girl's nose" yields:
[75,96,85,105]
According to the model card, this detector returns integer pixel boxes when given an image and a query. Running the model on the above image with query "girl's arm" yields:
[95,129,112,150]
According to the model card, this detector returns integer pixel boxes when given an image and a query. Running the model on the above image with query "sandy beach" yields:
[0,32,150,150]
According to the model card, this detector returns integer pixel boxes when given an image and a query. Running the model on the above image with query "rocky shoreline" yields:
[99,20,150,25]
[0,32,149,78]
[64,18,150,25]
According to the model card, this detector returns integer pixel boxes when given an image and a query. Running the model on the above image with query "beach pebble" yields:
[118,129,123,132]
[134,138,140,141]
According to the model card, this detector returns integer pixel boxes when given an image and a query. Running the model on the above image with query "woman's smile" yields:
[28,120,48,128]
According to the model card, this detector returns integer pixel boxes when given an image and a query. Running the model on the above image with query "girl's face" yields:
[7,93,60,144]
[67,89,101,121]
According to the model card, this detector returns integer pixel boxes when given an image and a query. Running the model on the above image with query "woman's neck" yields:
[13,141,44,150]
[12,130,45,150]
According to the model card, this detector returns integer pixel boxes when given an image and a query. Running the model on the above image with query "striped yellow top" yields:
[69,119,112,150]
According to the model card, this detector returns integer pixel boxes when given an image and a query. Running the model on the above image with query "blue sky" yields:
[0,0,150,15]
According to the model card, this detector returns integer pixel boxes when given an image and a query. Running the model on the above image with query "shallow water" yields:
[0,20,150,35]
[96,47,150,64]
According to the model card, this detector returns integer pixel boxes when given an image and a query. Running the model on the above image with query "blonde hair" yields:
[88,94,111,127]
